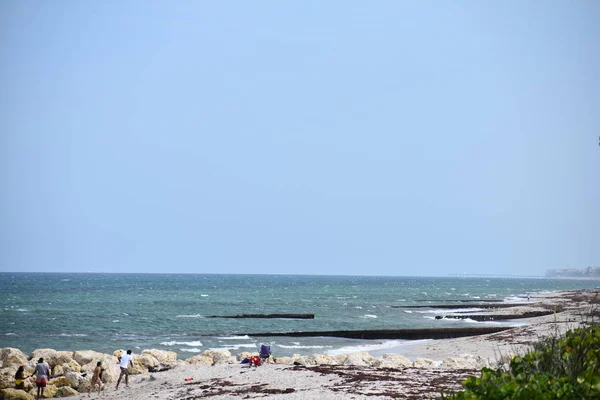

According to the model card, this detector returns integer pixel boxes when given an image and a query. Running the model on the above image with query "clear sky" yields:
[1,1,598,276]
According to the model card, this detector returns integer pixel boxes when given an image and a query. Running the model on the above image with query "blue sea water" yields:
[1,273,598,359]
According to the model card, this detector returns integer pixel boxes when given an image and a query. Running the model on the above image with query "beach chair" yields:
[259,344,271,363]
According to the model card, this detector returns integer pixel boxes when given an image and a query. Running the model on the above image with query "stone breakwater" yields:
[0,346,494,399]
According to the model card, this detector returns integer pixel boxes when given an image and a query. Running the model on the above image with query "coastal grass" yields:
[441,322,600,399]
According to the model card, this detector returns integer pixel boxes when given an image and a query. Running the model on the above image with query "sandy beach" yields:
[1,289,598,400]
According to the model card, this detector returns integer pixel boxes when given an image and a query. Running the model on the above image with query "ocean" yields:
[1,273,598,360]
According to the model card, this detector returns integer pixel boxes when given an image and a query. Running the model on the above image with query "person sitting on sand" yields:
[88,361,103,397]
[15,366,28,390]
[33,357,51,400]
[116,350,134,389]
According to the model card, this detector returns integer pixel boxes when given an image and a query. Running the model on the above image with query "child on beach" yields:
[88,361,103,397]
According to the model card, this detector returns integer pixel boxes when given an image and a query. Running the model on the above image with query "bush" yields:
[442,324,600,400]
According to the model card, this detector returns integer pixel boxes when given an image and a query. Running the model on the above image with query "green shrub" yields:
[442,324,600,400]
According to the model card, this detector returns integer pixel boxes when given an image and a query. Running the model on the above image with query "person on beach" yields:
[116,350,133,389]
[15,366,28,390]
[88,361,103,397]
[33,357,51,399]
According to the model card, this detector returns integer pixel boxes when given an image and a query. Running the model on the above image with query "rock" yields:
[343,352,377,367]
[52,360,81,377]
[306,354,334,365]
[412,358,436,368]
[0,388,35,400]
[72,351,106,367]
[54,386,78,398]
[133,354,160,370]
[440,354,489,369]
[141,349,177,366]
[333,354,348,365]
[236,352,255,362]
[199,350,235,365]
[0,349,28,370]
[29,350,73,369]
[185,355,213,365]
[147,364,174,373]
[272,357,294,365]
[48,376,71,388]
[28,384,57,398]
[380,354,412,368]
[64,372,84,390]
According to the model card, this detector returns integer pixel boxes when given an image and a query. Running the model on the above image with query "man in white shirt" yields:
[116,350,134,389]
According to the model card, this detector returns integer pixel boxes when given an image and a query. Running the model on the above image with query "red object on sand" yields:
[184,378,193,381]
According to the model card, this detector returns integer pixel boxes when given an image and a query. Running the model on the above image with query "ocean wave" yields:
[278,344,333,349]
[56,333,88,337]
[161,341,203,347]
[216,343,257,350]
[180,348,203,353]
[403,310,413,314]
[218,335,251,340]
[200,294,209,297]
[4,333,17,336]
[326,340,411,356]
[360,314,378,319]
[176,314,206,318]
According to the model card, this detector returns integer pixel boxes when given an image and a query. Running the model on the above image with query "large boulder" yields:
[305,354,333,365]
[441,354,489,369]
[199,350,235,365]
[141,350,177,366]
[0,388,34,400]
[133,353,159,371]
[28,384,57,398]
[185,355,213,365]
[0,349,28,370]
[54,387,78,398]
[72,351,106,367]
[343,352,377,367]
[29,350,73,369]
[333,354,347,365]
[272,357,294,365]
[51,360,81,377]
[0,368,18,390]
[48,376,70,388]
[412,358,436,368]
[380,354,412,368]
[64,372,85,390]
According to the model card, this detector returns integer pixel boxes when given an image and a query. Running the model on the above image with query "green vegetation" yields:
[443,324,600,400]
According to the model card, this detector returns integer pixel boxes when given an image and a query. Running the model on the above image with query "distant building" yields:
[546,267,600,278]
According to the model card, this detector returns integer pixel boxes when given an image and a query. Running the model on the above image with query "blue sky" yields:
[1,1,598,276]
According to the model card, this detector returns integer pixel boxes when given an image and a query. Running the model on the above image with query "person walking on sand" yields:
[33,357,50,399]
[116,350,133,389]
[88,361,103,397]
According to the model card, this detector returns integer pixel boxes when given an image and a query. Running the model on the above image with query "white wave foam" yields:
[278,344,333,349]
[161,341,203,347]
[176,314,206,318]
[214,344,257,350]
[112,320,119,323]
[180,348,203,353]
[360,314,378,319]
[16,309,28,312]
[57,333,88,337]
[5,333,17,336]
[326,339,415,356]
[403,310,413,314]
[219,335,251,340]
[200,294,209,297]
